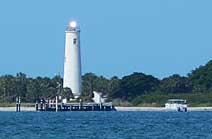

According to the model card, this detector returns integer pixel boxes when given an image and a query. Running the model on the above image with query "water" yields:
[0,111,212,139]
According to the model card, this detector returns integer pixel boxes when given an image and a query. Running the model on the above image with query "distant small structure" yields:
[92,91,107,103]
[62,98,67,103]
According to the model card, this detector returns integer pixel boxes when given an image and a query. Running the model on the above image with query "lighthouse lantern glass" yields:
[70,21,77,28]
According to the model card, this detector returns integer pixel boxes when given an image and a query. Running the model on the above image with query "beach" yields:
[0,107,35,112]
[116,107,212,111]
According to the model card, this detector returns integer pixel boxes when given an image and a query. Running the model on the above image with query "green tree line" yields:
[0,60,212,106]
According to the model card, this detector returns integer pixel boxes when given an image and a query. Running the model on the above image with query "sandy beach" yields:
[116,107,212,111]
[0,107,35,112]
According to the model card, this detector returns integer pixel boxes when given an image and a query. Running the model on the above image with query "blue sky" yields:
[0,0,211,79]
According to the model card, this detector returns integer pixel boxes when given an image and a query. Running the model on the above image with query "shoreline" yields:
[1,106,212,112]
[0,107,35,112]
[116,107,212,111]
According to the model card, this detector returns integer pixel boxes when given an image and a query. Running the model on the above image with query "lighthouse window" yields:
[73,38,77,44]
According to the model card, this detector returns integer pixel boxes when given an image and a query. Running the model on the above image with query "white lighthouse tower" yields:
[63,21,82,98]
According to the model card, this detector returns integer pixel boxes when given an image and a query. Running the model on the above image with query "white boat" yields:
[165,99,187,112]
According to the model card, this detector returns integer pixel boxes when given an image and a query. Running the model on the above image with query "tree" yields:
[188,60,212,92]
[61,87,73,100]
[159,74,192,93]
[108,76,120,98]
[82,73,97,97]
[0,75,16,102]
[15,72,27,101]
[113,72,159,100]
[26,78,38,102]
[82,73,110,97]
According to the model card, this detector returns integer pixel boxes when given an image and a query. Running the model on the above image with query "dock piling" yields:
[56,96,58,112]
[79,99,83,111]
[35,101,38,111]
[16,97,21,112]
[40,99,43,111]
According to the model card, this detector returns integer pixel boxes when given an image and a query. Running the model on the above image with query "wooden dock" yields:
[35,101,116,112]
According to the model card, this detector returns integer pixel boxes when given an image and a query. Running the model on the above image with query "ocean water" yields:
[0,111,212,139]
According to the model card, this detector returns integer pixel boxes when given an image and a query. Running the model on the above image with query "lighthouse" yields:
[63,21,82,98]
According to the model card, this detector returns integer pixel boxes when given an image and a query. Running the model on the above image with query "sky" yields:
[0,0,211,79]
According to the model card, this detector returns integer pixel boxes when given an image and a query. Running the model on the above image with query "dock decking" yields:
[36,102,116,112]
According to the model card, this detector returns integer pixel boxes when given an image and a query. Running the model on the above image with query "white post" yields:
[56,96,58,112]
